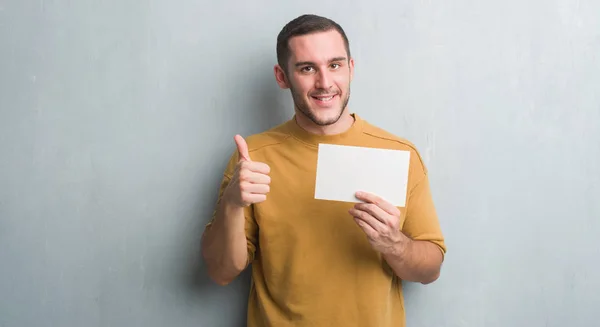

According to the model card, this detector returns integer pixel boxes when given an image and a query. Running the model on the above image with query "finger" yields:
[233,160,269,178]
[240,182,270,194]
[234,134,251,162]
[354,202,391,225]
[352,215,378,239]
[349,208,386,233]
[242,193,267,204]
[242,161,271,175]
[239,170,271,184]
[355,191,400,216]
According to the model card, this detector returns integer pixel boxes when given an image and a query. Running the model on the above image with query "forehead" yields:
[287,30,347,64]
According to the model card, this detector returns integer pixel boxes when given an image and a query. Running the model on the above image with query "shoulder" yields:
[222,120,293,177]
[244,122,292,155]
[359,118,428,175]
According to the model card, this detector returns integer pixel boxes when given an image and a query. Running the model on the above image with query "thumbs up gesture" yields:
[223,135,271,208]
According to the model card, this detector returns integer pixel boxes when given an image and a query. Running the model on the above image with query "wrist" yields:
[216,191,246,224]
[220,196,245,215]
[221,187,245,210]
[386,233,412,259]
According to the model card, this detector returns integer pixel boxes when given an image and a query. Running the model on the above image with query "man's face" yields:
[275,30,354,126]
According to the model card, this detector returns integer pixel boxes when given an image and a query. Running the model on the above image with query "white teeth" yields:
[316,96,334,101]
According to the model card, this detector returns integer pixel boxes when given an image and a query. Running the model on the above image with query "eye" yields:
[301,66,315,73]
[330,63,341,69]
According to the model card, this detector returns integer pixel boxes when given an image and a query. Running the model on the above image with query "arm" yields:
[201,194,249,286]
[382,237,443,284]
[351,172,446,284]
[201,135,269,286]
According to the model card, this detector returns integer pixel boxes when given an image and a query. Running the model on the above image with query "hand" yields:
[349,191,407,255]
[223,135,271,208]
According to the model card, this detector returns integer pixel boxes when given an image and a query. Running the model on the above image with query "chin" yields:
[309,109,344,126]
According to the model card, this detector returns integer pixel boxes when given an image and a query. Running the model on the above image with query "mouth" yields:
[311,94,338,105]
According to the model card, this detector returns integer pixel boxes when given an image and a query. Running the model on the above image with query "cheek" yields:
[335,76,351,88]
[290,83,305,96]
[290,75,316,93]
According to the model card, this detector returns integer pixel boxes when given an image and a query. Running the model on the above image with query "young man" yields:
[201,14,446,327]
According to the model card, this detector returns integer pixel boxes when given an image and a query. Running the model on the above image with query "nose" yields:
[315,69,333,89]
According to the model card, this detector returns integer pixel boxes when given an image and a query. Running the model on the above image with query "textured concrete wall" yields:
[1,1,599,326]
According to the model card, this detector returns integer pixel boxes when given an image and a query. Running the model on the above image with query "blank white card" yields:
[314,144,411,207]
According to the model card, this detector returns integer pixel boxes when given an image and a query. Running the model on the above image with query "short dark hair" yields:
[276,14,351,72]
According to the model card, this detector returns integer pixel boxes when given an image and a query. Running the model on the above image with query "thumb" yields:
[234,134,251,162]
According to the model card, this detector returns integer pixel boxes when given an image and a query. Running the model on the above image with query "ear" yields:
[349,57,355,82]
[274,64,290,89]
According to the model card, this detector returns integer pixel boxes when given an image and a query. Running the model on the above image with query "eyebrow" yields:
[294,57,347,67]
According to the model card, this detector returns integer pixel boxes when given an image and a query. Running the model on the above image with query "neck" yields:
[294,108,355,136]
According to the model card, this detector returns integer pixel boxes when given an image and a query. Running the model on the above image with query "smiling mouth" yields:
[311,94,337,102]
